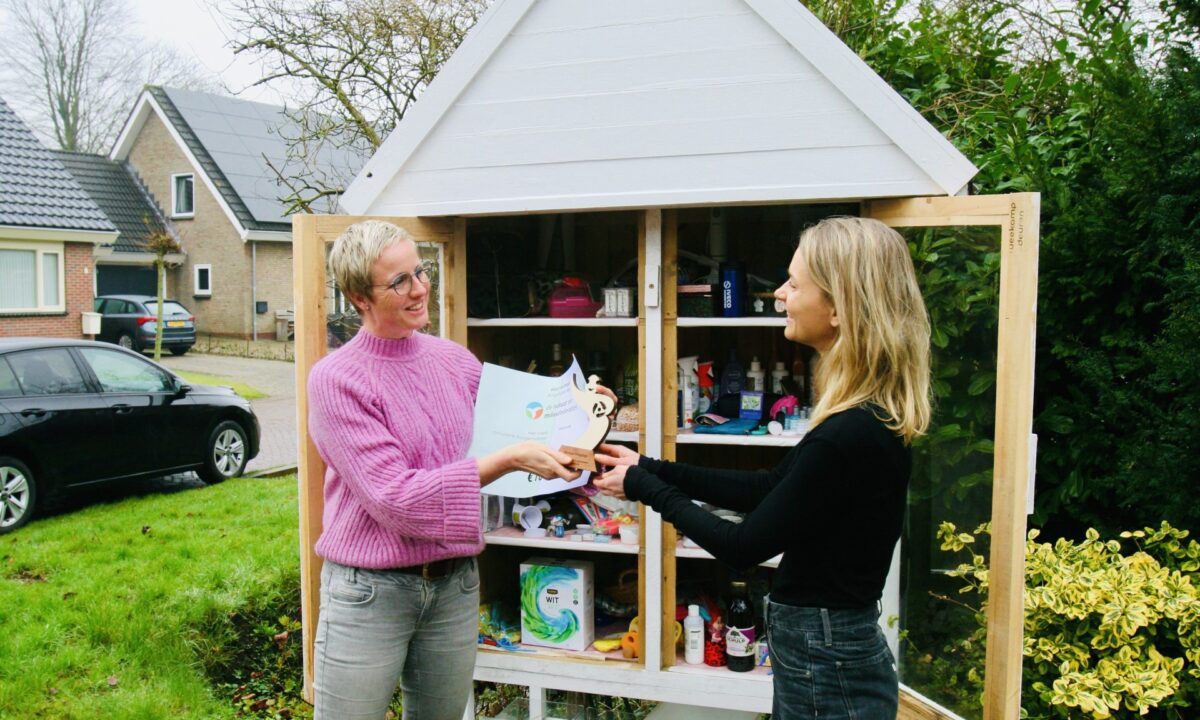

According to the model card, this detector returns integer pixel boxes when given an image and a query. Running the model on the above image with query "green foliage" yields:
[928,521,1200,718]
[0,476,300,718]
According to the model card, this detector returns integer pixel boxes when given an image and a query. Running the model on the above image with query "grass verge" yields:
[174,371,267,400]
[0,475,299,719]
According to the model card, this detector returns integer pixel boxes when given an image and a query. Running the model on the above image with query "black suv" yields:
[94,295,196,355]
[0,338,260,533]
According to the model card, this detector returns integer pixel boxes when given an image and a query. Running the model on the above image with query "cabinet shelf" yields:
[485,526,640,554]
[677,317,786,328]
[666,653,773,679]
[675,428,805,446]
[468,317,638,328]
[675,539,781,568]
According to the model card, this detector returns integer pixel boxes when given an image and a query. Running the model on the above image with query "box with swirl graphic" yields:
[519,557,594,651]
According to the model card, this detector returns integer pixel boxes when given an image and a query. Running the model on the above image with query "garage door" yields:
[97,265,156,296]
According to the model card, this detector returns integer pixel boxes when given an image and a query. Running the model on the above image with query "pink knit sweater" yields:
[307,329,484,569]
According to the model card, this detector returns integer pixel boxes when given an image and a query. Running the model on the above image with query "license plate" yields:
[167,320,185,328]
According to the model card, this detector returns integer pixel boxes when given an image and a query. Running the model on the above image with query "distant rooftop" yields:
[53,151,169,253]
[0,97,115,233]
[148,87,369,232]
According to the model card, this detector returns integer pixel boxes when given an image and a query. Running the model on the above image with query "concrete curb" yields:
[245,464,298,479]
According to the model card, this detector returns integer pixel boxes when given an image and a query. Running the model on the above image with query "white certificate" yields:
[471,359,593,497]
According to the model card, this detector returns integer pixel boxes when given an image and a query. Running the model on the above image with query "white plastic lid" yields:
[749,356,762,371]
[688,604,700,616]
[774,361,786,371]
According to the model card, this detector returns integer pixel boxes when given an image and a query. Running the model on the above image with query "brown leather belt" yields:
[394,557,458,580]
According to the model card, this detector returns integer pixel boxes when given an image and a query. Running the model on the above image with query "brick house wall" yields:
[0,242,96,338]
[126,112,258,338]
[250,241,295,338]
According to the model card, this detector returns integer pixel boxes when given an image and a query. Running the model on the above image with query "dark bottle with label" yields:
[725,580,756,672]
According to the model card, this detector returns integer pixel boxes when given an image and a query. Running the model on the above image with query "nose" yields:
[774,283,786,301]
[409,275,429,299]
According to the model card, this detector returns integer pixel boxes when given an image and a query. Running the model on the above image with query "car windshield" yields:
[146,301,189,316]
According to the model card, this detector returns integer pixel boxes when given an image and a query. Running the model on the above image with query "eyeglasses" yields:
[374,262,433,296]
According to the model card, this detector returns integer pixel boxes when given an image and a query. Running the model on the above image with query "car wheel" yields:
[0,457,36,534]
[117,332,136,351]
[199,420,248,484]
[169,347,189,356]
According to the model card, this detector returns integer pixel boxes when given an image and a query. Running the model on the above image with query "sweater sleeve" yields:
[636,454,788,512]
[308,361,481,543]
[625,438,844,569]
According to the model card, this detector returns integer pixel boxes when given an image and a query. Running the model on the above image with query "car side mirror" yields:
[174,381,193,396]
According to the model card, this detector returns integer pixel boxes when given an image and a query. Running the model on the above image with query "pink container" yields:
[548,284,602,318]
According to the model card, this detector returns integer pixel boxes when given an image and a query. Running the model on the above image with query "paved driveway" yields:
[158,353,297,474]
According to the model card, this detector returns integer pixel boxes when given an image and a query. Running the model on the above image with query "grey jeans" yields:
[313,558,480,720]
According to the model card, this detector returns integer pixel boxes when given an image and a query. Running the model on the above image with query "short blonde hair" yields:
[800,217,931,443]
[327,220,414,306]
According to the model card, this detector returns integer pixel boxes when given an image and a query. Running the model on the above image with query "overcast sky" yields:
[128,0,288,106]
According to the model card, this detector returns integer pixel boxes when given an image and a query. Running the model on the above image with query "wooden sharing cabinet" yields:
[293,192,1039,718]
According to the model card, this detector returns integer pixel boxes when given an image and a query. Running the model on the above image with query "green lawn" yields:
[174,371,267,400]
[0,477,299,719]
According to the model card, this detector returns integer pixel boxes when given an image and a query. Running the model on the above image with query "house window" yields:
[194,263,212,297]
[0,242,65,312]
[172,173,194,218]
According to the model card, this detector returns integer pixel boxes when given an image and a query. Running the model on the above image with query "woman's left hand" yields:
[594,383,619,418]
[593,463,630,500]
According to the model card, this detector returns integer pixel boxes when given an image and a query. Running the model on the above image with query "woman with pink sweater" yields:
[307,220,578,720]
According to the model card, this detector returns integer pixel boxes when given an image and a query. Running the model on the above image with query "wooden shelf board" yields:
[674,428,805,446]
[468,317,638,327]
[676,317,786,327]
[675,540,780,568]
[486,526,639,554]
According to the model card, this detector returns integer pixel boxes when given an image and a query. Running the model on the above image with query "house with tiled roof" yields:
[109,86,367,339]
[0,96,118,338]
[53,150,184,296]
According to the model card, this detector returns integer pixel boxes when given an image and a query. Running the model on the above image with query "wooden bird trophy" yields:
[560,374,616,471]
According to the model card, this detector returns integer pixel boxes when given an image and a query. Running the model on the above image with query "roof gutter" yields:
[241,228,292,242]
[0,225,118,245]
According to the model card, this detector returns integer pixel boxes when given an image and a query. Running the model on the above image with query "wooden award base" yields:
[560,445,597,472]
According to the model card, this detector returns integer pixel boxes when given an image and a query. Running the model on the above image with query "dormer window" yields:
[172,173,194,218]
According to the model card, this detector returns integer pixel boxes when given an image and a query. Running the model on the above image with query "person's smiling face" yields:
[359,240,430,339]
[774,250,838,352]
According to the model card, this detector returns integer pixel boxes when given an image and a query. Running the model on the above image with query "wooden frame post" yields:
[291,214,461,701]
[865,192,1041,720]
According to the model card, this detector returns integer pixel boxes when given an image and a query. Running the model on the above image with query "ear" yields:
[347,291,371,314]
[828,305,839,329]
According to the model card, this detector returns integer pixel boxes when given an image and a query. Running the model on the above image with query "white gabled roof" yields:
[341,0,977,217]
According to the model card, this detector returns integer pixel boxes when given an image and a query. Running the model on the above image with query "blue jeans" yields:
[313,558,479,720]
[766,601,898,720]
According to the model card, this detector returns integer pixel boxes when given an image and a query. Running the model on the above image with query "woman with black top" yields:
[593,216,930,719]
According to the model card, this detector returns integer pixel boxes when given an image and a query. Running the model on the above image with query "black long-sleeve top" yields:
[625,406,910,608]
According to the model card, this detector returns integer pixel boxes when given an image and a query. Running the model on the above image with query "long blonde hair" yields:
[800,217,931,443]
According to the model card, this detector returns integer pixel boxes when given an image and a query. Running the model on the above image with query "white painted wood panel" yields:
[413,110,887,172]
[378,145,937,216]
[342,0,975,217]
[459,42,818,106]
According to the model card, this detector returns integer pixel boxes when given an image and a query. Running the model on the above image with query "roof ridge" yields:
[149,86,259,232]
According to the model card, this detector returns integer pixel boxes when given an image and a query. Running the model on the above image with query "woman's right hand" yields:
[479,442,580,484]
[594,443,639,470]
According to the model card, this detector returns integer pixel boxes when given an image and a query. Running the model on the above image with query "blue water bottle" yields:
[718,262,745,317]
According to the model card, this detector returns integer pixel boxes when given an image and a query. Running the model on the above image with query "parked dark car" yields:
[94,294,196,355]
[0,338,260,533]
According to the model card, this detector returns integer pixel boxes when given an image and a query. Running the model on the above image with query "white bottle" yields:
[684,604,705,664]
[746,356,765,392]
[770,361,788,394]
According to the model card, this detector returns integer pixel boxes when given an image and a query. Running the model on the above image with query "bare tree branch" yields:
[0,0,219,152]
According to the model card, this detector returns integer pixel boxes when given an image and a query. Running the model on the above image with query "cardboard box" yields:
[519,557,594,651]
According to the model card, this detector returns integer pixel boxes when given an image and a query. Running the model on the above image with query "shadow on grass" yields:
[37,472,209,524]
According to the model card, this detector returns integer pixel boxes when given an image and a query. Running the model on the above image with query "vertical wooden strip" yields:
[983,193,1039,720]
[292,213,328,703]
[660,209,680,669]
[447,217,469,348]
[637,212,648,666]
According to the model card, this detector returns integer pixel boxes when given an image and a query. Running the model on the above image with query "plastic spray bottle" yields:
[684,605,705,664]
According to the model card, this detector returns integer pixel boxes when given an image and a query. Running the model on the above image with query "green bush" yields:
[927,521,1200,718]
